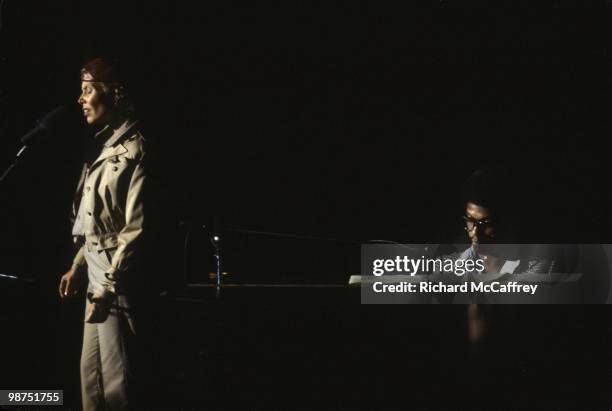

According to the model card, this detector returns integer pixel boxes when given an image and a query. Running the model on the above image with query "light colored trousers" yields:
[80,246,137,411]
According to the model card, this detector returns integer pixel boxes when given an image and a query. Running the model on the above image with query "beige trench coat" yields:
[71,119,146,296]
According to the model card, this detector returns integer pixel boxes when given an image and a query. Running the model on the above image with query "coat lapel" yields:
[90,119,137,168]
[71,163,89,221]
[91,144,128,167]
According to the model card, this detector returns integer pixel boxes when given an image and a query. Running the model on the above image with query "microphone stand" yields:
[0,107,65,286]
[181,222,223,298]
[210,233,222,298]
[0,144,32,286]
[0,144,27,184]
[0,273,35,284]
[1,105,65,185]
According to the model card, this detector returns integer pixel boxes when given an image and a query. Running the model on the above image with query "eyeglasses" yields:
[463,215,493,231]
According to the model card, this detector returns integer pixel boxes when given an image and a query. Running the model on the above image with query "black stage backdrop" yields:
[2,2,612,410]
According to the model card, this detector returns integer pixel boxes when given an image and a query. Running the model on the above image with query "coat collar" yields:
[93,143,128,165]
[95,118,139,148]
[91,119,138,166]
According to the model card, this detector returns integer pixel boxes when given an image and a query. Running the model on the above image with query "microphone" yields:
[1,105,66,184]
[20,105,65,144]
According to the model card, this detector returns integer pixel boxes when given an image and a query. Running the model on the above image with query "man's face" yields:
[77,81,110,125]
[465,201,495,244]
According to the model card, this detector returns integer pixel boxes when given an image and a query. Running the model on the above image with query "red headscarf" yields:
[80,57,121,83]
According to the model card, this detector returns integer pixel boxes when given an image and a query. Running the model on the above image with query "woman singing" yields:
[58,57,149,411]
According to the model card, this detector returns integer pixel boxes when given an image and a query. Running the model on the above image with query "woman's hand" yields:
[59,267,85,298]
[84,289,115,323]
[85,301,110,323]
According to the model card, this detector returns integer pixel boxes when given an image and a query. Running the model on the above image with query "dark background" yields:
[2,1,612,410]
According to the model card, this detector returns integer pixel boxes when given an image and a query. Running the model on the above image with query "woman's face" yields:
[77,81,111,125]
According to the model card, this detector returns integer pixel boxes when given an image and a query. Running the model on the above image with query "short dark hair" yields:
[462,168,523,241]
[462,169,503,214]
